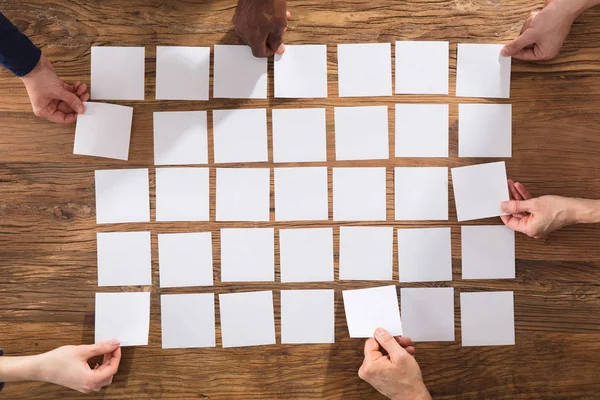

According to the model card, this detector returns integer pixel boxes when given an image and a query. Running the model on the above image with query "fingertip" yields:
[500,46,510,57]
[276,43,285,54]
[287,11,292,19]
[406,346,416,355]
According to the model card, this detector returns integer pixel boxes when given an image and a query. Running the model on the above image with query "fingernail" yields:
[375,328,385,336]
[108,338,120,346]
[277,44,285,54]
[76,105,84,113]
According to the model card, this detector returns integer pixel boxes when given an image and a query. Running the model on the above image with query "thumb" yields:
[267,30,285,54]
[374,328,405,361]
[501,30,536,57]
[58,88,85,114]
[80,339,120,359]
[501,199,534,214]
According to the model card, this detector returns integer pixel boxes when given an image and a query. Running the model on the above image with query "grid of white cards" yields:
[88,43,515,349]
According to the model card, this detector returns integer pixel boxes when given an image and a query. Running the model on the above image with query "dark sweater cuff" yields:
[0,13,42,77]
[0,348,4,392]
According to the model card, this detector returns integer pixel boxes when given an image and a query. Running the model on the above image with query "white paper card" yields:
[451,161,509,222]
[272,108,327,163]
[219,291,276,348]
[95,169,150,224]
[337,43,392,97]
[462,226,515,279]
[459,104,512,157]
[155,168,209,222]
[153,111,208,165]
[213,45,267,99]
[274,45,328,98]
[461,291,515,346]
[395,104,448,158]
[216,168,270,222]
[339,227,393,281]
[95,292,150,346]
[401,288,455,342]
[213,108,268,163]
[395,167,448,221]
[281,290,335,344]
[161,294,215,349]
[343,285,402,338]
[156,46,210,100]
[74,102,133,161]
[280,228,334,282]
[220,228,274,282]
[91,46,145,100]
[333,167,387,221]
[395,41,449,95]
[274,167,328,221]
[158,232,213,288]
[97,232,151,287]
[398,228,452,283]
[334,106,389,161]
[456,44,511,99]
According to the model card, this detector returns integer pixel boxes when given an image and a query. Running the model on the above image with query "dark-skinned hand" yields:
[233,0,291,57]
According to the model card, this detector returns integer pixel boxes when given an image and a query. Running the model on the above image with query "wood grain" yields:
[1,0,600,398]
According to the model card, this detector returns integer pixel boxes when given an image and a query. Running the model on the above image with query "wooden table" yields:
[1,1,600,398]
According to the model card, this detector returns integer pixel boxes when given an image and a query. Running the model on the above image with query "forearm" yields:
[0,12,42,76]
[573,198,600,224]
[0,354,43,383]
[556,0,600,20]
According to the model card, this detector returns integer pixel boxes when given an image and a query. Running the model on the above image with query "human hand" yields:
[500,179,580,238]
[501,0,577,60]
[359,328,431,400]
[233,0,291,57]
[20,55,89,124]
[36,340,121,393]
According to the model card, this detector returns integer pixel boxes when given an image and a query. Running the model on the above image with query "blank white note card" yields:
[156,46,210,101]
[461,291,515,346]
[91,46,145,100]
[451,162,509,222]
[459,104,512,158]
[155,168,209,222]
[401,288,455,342]
[395,104,448,158]
[395,167,448,221]
[398,228,452,283]
[274,44,328,98]
[213,108,268,163]
[95,292,150,347]
[219,291,276,348]
[395,41,449,95]
[333,167,387,221]
[343,285,402,338]
[95,168,150,224]
[339,227,393,281]
[220,228,274,282]
[158,232,213,288]
[213,45,267,99]
[281,290,335,344]
[334,106,389,161]
[216,168,270,222]
[74,102,133,161]
[337,43,392,97]
[462,226,515,279]
[456,44,511,99]
[272,108,327,163]
[97,232,151,287]
[280,228,334,282]
[274,167,328,221]
[161,293,215,349]
[153,111,208,166]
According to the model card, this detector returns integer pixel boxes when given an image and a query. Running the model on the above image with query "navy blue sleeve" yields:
[0,12,42,77]
[0,348,4,392]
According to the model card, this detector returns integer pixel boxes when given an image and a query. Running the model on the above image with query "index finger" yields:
[374,328,405,361]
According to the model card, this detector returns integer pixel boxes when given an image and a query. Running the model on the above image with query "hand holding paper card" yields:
[95,292,150,347]
[343,285,402,338]
[456,43,511,99]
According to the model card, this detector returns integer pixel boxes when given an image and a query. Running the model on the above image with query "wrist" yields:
[573,199,600,224]
[0,354,45,382]
[20,55,46,83]
[391,384,432,400]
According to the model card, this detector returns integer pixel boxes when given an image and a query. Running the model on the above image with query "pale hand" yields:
[233,0,291,57]
[501,0,575,61]
[359,328,431,400]
[20,55,90,124]
[501,180,579,238]
[37,340,121,393]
